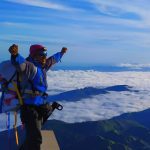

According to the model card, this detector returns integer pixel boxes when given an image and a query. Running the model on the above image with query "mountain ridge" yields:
[0,108,150,150]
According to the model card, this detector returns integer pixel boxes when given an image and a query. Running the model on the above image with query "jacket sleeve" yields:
[11,54,37,80]
[45,52,64,71]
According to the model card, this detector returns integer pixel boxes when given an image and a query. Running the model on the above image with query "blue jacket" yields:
[11,52,64,105]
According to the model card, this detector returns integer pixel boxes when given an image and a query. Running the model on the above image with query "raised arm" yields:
[8,44,37,80]
[45,47,67,71]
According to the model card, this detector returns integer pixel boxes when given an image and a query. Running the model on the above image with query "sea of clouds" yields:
[47,70,150,122]
[0,68,150,131]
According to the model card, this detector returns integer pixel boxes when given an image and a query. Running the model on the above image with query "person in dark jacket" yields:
[8,44,67,150]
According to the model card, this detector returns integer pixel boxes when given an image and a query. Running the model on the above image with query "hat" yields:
[29,44,47,57]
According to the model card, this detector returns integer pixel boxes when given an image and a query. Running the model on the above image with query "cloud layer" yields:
[46,70,150,123]
[5,0,72,11]
[0,70,150,131]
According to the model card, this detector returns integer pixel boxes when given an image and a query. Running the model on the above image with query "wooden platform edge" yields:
[41,130,60,150]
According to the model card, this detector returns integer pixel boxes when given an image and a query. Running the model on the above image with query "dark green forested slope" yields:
[0,109,150,150]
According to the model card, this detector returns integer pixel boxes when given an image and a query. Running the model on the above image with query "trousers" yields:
[20,105,43,150]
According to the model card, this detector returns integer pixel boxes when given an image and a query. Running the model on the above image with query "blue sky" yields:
[1,0,150,65]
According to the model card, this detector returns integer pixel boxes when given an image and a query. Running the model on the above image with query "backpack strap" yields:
[12,81,23,105]
[8,71,17,85]
[0,71,17,113]
[28,79,48,99]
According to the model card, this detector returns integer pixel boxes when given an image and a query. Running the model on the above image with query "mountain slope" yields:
[0,109,150,150]
[42,109,150,150]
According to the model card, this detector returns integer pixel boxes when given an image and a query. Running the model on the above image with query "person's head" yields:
[29,44,47,66]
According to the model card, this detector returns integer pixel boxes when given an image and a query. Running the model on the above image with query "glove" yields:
[8,44,18,56]
[61,47,68,54]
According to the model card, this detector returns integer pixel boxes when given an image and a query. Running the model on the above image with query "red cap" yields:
[29,44,47,57]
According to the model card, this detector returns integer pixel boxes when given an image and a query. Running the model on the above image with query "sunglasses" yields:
[38,50,47,57]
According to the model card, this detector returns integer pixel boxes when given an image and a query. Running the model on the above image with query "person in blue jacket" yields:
[8,44,67,150]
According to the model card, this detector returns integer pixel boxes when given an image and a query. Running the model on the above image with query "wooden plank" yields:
[41,130,60,150]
